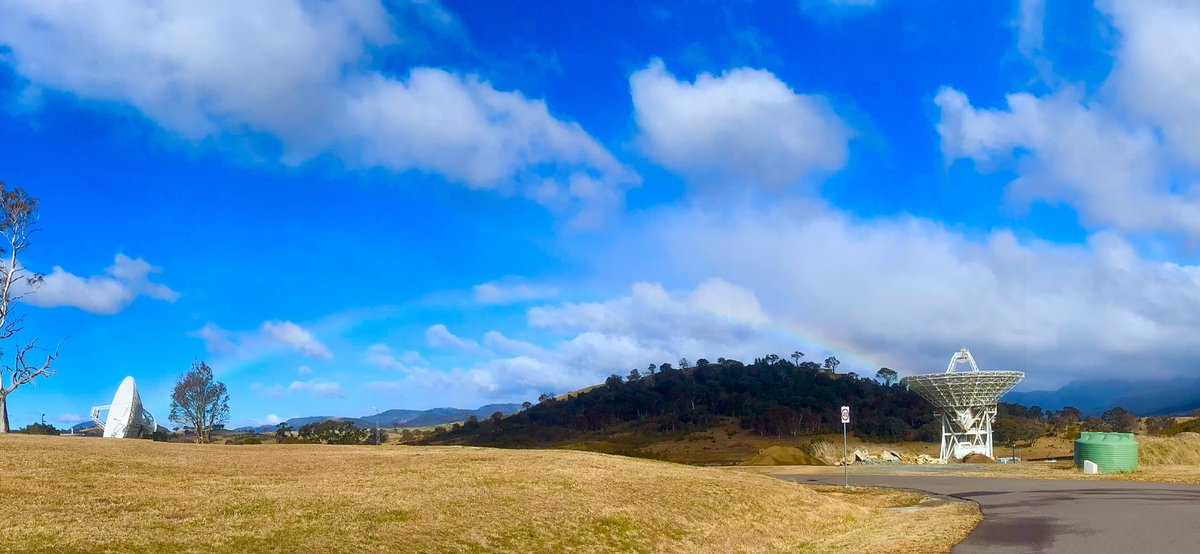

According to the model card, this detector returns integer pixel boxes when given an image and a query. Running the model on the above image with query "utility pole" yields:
[373,406,380,445]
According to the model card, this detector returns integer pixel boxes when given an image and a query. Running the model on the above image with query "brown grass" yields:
[1138,433,1200,465]
[0,434,977,553]
[586,419,942,466]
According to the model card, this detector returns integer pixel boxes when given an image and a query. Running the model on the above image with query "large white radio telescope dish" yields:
[91,376,157,438]
[902,347,1023,460]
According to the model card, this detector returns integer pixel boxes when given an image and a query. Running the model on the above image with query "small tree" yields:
[1145,415,1174,436]
[791,351,804,365]
[875,367,898,387]
[822,356,840,373]
[1101,407,1137,433]
[678,358,690,369]
[521,401,532,411]
[275,421,292,442]
[0,184,58,433]
[463,415,480,430]
[169,360,230,443]
[627,368,642,382]
[17,421,57,435]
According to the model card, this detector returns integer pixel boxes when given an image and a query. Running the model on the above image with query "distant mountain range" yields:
[232,403,523,433]
[1007,378,1200,416]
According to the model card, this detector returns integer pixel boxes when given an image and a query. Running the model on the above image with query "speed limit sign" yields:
[840,406,850,424]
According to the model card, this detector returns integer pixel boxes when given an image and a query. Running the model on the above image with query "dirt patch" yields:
[743,445,825,466]
[962,453,996,464]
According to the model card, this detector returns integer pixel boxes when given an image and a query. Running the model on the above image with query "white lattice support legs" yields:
[937,405,998,460]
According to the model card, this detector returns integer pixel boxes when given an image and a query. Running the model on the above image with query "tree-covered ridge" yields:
[428,355,942,447]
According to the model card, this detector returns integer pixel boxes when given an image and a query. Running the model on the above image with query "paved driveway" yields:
[773,473,1200,553]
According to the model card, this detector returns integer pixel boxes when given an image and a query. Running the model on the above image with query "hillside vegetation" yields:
[427,357,938,455]
[0,435,976,553]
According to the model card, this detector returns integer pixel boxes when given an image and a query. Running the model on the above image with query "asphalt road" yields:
[773,473,1200,553]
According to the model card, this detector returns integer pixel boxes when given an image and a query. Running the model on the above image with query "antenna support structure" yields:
[902,347,1024,460]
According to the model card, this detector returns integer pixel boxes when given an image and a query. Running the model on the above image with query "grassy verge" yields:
[0,434,976,553]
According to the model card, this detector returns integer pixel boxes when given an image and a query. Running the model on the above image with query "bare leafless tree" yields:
[0,183,57,433]
[169,360,229,443]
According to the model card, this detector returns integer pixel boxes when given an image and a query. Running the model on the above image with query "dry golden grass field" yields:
[737,434,1200,485]
[0,434,978,553]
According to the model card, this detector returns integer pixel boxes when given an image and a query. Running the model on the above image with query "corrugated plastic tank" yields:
[1074,432,1138,473]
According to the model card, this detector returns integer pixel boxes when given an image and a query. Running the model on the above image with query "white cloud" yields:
[1102,0,1200,164]
[297,365,313,376]
[193,320,332,363]
[797,0,880,18]
[1015,0,1045,57]
[591,201,1200,387]
[938,1,1200,238]
[288,379,345,398]
[375,280,781,400]
[365,343,428,372]
[0,1,636,222]
[51,413,86,425]
[425,324,483,352]
[472,278,558,304]
[934,87,1200,236]
[260,320,333,360]
[252,379,344,400]
[22,253,178,314]
[238,414,284,428]
[630,59,852,191]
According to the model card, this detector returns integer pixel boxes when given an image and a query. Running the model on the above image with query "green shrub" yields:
[1159,418,1200,436]
[17,422,59,435]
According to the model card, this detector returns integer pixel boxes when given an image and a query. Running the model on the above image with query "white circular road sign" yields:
[840,406,850,424]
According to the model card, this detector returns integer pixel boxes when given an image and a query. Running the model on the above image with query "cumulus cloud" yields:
[371,279,781,403]
[260,320,333,360]
[192,320,332,362]
[630,59,852,191]
[425,324,483,352]
[1102,0,1200,164]
[937,1,1200,238]
[0,1,636,222]
[934,87,1200,235]
[592,202,1200,387]
[20,253,178,315]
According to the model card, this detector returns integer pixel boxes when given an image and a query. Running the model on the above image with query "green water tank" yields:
[1074,432,1138,473]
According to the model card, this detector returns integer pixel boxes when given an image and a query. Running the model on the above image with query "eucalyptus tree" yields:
[0,184,57,433]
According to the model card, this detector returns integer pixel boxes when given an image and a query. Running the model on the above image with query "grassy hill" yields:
[0,434,976,553]
[425,357,938,462]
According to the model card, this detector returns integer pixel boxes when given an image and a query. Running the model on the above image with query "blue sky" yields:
[3,0,1200,428]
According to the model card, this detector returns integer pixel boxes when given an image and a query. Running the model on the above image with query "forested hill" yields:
[424,357,939,449]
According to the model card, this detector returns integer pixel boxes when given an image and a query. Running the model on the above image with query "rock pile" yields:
[838,449,906,465]
[915,454,947,465]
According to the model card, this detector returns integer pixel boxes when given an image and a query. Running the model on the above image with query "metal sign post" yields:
[840,406,850,487]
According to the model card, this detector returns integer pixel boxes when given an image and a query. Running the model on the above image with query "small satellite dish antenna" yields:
[91,376,157,438]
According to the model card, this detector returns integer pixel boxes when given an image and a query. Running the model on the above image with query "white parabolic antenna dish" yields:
[902,347,1023,460]
[91,376,157,438]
